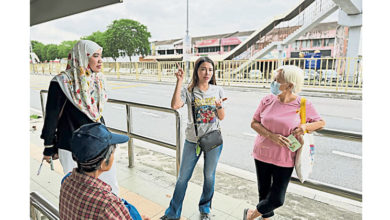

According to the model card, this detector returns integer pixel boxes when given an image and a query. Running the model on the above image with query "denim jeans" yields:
[164,140,223,219]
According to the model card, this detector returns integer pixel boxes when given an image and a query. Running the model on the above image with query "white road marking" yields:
[243,132,257,137]
[142,112,160,118]
[332,150,362,160]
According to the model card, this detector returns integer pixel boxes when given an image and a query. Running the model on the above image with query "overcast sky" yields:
[30,0,339,45]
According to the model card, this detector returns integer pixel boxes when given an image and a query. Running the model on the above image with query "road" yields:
[30,75,362,192]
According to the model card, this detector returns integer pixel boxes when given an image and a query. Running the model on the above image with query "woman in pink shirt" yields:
[243,65,325,220]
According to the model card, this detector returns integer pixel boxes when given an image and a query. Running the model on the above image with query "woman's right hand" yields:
[175,63,184,82]
[43,154,58,163]
[269,133,291,148]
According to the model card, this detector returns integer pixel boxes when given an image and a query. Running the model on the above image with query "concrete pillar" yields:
[336,1,362,82]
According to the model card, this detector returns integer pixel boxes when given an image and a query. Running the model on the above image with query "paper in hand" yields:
[287,134,302,152]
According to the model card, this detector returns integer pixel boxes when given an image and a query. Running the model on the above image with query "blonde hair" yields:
[275,65,304,93]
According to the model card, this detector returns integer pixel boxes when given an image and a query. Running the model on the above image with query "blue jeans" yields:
[164,140,223,219]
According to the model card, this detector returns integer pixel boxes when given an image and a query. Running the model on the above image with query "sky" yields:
[30,0,337,45]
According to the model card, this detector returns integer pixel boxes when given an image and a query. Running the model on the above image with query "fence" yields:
[30,191,59,220]
[40,90,182,177]
[31,57,362,92]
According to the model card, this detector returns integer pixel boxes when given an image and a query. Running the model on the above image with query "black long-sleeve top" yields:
[40,80,105,156]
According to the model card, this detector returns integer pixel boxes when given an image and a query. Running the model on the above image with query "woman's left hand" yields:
[215,99,222,108]
[215,97,227,108]
[292,124,307,145]
[292,124,307,136]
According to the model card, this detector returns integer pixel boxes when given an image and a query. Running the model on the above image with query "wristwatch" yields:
[216,106,223,110]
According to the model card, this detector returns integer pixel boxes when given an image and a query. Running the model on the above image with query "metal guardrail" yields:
[290,177,362,202]
[40,90,182,177]
[106,98,182,176]
[30,191,59,220]
[316,128,362,141]
[31,57,362,92]
[39,90,361,201]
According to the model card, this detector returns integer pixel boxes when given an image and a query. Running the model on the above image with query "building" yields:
[146,22,349,61]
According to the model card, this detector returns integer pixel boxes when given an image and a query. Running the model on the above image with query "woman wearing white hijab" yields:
[40,40,120,195]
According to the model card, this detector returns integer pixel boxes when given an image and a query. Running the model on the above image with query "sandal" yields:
[243,208,249,220]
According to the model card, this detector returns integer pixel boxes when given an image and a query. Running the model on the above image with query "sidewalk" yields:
[30,115,361,220]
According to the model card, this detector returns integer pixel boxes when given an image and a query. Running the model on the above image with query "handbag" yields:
[294,97,315,183]
[191,89,223,153]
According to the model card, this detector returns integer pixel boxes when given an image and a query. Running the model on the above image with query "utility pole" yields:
[183,0,191,83]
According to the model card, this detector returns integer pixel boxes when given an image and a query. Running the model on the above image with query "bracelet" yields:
[216,106,223,110]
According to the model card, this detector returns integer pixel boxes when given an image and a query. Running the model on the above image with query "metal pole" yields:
[185,0,190,84]
[126,104,134,168]
[186,0,189,37]
[40,91,46,118]
[175,111,181,178]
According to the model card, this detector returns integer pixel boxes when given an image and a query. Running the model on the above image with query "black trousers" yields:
[254,159,294,218]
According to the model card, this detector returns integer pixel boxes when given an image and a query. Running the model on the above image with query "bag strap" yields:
[190,89,199,138]
[299,97,307,133]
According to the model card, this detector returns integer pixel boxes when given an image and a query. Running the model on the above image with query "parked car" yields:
[318,70,342,83]
[162,69,175,76]
[303,69,319,81]
[248,70,263,79]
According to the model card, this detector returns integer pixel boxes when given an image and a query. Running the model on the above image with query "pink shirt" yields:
[252,94,322,167]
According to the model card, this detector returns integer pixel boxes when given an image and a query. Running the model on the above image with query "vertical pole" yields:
[116,62,120,79]
[126,104,134,168]
[185,0,190,84]
[158,62,162,81]
[40,91,46,118]
[135,62,139,80]
[175,111,181,178]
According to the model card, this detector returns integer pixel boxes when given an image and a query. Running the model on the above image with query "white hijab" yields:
[54,40,108,122]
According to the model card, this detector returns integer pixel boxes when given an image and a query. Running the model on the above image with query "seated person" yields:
[59,122,149,220]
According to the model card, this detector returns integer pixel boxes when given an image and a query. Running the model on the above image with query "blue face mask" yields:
[270,81,282,95]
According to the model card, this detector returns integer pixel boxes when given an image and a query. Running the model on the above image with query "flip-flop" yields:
[243,208,249,220]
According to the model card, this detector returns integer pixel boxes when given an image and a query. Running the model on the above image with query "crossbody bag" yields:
[190,89,223,154]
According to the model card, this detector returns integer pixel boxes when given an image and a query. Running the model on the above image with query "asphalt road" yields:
[30,76,362,192]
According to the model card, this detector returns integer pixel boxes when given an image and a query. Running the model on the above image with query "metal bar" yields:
[290,177,362,202]
[39,90,47,119]
[39,91,181,176]
[315,128,362,140]
[126,104,134,168]
[175,111,181,177]
[108,99,176,114]
[107,127,176,150]
[30,192,60,220]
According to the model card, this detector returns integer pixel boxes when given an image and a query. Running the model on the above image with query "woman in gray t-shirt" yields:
[161,57,226,220]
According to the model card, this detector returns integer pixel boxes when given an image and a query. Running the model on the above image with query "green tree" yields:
[46,44,59,61]
[31,40,45,61]
[40,45,49,61]
[105,19,151,61]
[57,40,78,58]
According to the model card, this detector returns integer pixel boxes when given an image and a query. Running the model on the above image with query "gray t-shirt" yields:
[180,84,225,143]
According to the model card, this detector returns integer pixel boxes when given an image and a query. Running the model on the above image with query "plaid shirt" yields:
[59,169,132,220]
